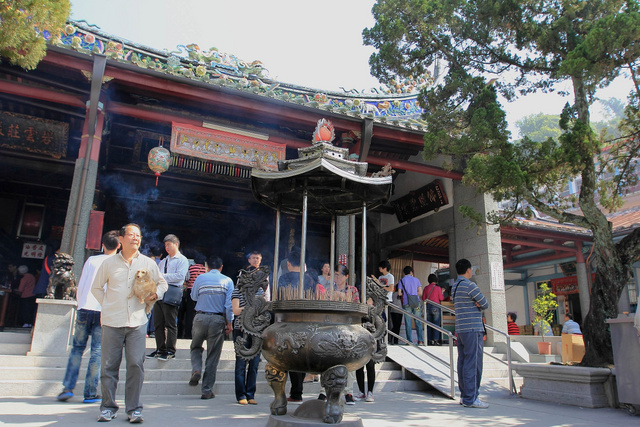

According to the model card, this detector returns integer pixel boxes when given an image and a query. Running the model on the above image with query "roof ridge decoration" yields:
[48,21,431,131]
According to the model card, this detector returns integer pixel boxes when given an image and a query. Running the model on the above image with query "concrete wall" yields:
[451,181,507,343]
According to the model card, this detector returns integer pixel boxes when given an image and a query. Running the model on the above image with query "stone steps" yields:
[0,335,425,397]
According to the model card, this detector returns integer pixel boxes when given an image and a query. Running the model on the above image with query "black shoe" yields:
[189,371,201,386]
[146,350,160,359]
[201,392,215,400]
[317,393,326,401]
[157,352,175,361]
[57,390,73,401]
[345,394,355,405]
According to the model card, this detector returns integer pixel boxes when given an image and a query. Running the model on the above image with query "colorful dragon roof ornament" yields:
[48,21,431,131]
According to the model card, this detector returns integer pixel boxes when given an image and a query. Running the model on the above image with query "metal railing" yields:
[386,301,457,398]
[385,299,516,398]
[483,323,516,395]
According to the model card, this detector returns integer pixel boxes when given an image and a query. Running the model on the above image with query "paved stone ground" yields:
[0,385,634,426]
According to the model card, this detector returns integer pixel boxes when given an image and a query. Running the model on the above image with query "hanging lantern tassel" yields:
[148,143,171,187]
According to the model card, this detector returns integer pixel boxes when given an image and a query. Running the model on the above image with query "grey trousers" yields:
[100,324,146,415]
[190,313,226,394]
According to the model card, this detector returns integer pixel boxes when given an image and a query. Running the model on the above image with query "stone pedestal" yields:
[514,363,615,408]
[28,298,76,356]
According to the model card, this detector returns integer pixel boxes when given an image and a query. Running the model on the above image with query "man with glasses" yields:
[91,224,168,423]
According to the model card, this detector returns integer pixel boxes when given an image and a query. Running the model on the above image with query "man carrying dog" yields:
[91,224,167,423]
[148,234,189,361]
[57,230,120,404]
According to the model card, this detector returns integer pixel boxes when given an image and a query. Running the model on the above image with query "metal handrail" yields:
[423,299,515,395]
[387,301,456,398]
[386,299,516,397]
[484,323,516,395]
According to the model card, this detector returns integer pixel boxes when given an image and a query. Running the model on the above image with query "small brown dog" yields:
[129,269,157,314]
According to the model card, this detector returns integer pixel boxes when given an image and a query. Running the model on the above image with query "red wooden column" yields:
[60,55,107,273]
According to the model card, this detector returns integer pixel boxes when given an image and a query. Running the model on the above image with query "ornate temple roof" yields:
[251,120,393,216]
[48,21,431,132]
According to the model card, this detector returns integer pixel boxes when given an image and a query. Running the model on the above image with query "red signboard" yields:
[551,274,596,296]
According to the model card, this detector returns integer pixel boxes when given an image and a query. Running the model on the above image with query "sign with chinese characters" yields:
[170,122,285,170]
[491,262,505,291]
[392,179,449,223]
[338,254,348,266]
[22,243,46,259]
[551,274,595,296]
[0,111,69,159]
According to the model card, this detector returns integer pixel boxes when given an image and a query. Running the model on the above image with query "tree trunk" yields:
[580,240,628,366]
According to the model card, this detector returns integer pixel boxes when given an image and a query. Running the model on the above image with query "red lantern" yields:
[148,137,170,186]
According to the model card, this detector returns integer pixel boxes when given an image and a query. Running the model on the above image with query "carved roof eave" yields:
[48,21,430,133]
[251,157,393,216]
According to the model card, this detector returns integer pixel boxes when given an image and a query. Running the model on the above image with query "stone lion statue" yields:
[45,252,77,300]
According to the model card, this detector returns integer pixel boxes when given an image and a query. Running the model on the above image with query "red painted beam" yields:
[0,79,85,108]
[373,126,425,145]
[367,155,463,180]
[502,224,592,242]
[107,102,462,179]
[504,252,574,269]
[501,237,578,253]
[107,102,310,148]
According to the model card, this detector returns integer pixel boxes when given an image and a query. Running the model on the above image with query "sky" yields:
[69,0,634,136]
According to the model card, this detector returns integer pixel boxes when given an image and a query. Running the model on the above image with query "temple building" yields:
[0,21,638,335]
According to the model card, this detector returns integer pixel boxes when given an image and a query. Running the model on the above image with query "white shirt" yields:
[76,254,112,311]
[91,251,168,328]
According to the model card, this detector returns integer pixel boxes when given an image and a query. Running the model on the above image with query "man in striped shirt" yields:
[452,258,489,409]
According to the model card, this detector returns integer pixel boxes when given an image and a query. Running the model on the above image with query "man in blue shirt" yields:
[189,255,233,400]
[397,266,424,345]
[452,258,489,409]
[562,313,582,334]
[149,234,190,361]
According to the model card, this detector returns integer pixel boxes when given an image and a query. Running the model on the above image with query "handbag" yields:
[162,285,183,306]
[400,279,420,309]
[161,258,182,306]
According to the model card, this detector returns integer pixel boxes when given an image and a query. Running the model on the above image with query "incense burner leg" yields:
[321,365,347,424]
[265,363,288,415]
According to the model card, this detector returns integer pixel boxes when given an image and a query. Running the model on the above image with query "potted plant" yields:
[532,283,558,354]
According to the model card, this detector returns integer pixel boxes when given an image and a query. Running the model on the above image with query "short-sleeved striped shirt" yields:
[452,276,489,333]
[232,287,264,330]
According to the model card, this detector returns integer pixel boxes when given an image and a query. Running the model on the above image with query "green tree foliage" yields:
[364,0,640,366]
[516,113,563,143]
[531,283,558,343]
[0,0,71,70]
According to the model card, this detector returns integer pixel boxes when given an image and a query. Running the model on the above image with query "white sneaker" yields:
[353,392,366,400]
[365,391,374,402]
[463,399,489,409]
[98,409,117,422]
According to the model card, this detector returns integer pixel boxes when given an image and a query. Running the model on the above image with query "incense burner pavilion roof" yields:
[251,141,392,216]
[50,21,431,132]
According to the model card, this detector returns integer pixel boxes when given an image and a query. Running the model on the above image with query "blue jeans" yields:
[403,304,423,343]
[233,328,260,401]
[456,331,484,405]
[62,309,102,399]
[190,313,226,394]
[426,306,441,342]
